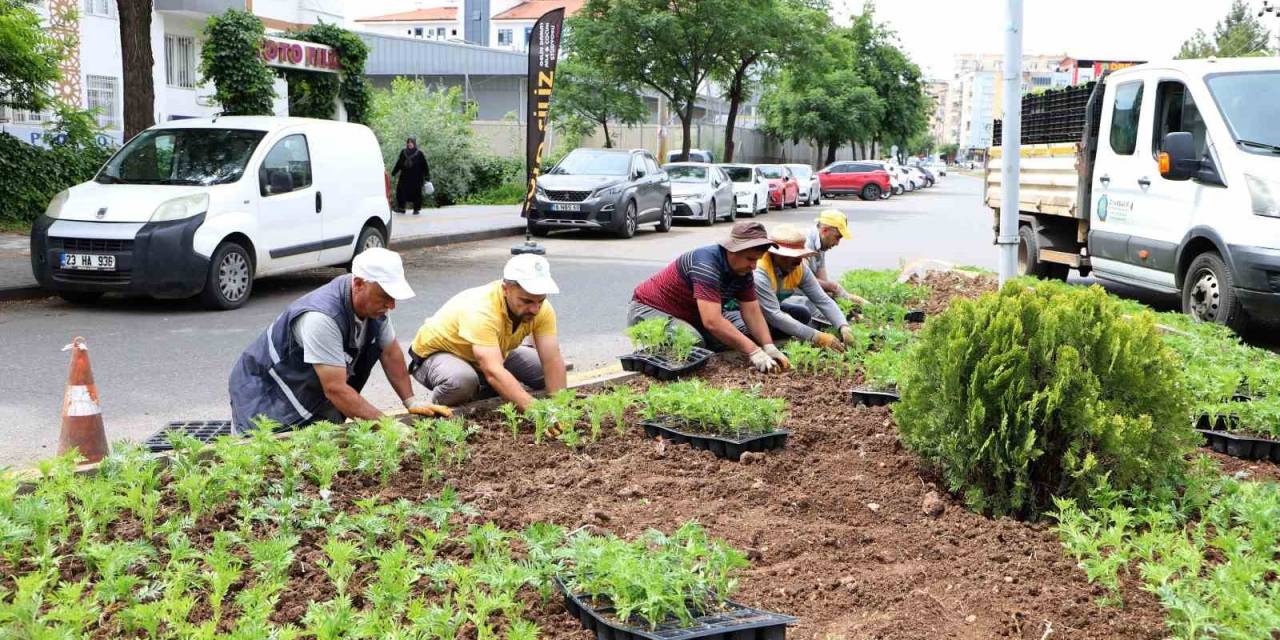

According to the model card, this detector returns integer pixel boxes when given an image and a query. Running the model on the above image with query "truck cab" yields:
[987,58,1280,332]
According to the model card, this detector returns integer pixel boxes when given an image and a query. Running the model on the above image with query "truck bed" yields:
[984,143,1084,219]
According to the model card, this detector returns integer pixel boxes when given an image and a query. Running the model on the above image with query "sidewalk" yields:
[0,204,525,301]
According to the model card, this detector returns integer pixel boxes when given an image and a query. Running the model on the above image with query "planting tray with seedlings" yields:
[621,318,714,381]
[1195,414,1280,462]
[848,389,900,407]
[558,581,795,640]
[637,380,790,461]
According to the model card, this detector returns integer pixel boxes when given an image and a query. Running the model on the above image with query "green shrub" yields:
[894,281,1196,519]
[368,79,482,206]
[459,181,525,205]
[0,116,113,229]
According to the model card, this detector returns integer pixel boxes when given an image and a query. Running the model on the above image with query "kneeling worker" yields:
[229,248,445,433]
[754,224,857,351]
[628,221,791,373]
[806,209,869,306]
[408,255,566,411]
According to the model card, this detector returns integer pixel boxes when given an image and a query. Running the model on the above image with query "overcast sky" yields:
[831,0,1280,79]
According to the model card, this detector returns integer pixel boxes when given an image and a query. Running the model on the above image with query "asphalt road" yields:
[0,176,995,467]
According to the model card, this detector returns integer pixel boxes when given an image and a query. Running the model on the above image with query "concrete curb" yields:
[0,226,529,303]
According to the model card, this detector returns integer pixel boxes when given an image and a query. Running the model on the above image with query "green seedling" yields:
[497,402,524,438]
[626,317,702,364]
[640,380,787,436]
[320,536,361,596]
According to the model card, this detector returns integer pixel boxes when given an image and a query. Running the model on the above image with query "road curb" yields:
[0,226,529,303]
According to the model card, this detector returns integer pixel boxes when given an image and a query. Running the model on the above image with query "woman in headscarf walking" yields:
[391,137,431,214]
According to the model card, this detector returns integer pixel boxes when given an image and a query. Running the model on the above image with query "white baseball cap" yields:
[351,248,415,300]
[503,254,559,295]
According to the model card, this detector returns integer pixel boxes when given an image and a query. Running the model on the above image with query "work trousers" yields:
[409,346,545,406]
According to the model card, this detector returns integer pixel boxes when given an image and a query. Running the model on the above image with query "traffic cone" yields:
[57,336,109,463]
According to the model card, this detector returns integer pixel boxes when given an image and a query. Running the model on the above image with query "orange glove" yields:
[813,331,846,353]
[406,398,454,418]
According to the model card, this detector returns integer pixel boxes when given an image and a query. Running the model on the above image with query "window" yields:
[259,135,312,196]
[1153,81,1208,161]
[1206,71,1280,154]
[99,128,266,186]
[644,155,660,175]
[629,155,646,177]
[435,27,446,39]
[83,0,115,17]
[497,28,513,46]
[165,35,197,89]
[86,75,119,129]
[1109,81,1144,155]
[524,27,533,48]
[413,27,423,37]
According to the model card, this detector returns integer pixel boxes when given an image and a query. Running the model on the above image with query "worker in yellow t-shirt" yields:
[407,254,566,410]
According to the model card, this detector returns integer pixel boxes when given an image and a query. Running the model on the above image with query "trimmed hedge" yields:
[0,135,112,229]
[894,280,1196,519]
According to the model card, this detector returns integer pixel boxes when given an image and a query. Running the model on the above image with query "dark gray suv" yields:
[529,148,672,239]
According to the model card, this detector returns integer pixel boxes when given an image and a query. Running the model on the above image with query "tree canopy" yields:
[1177,0,1274,59]
[0,0,61,113]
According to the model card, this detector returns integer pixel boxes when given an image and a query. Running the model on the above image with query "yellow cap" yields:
[816,209,851,239]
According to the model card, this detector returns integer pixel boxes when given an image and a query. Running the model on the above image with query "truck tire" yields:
[1182,252,1248,333]
[1017,225,1068,280]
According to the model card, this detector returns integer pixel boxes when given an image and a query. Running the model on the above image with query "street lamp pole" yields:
[997,0,1023,285]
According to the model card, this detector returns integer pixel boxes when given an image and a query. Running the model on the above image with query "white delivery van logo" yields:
[1097,195,1108,221]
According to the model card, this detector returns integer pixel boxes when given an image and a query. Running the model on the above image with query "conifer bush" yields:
[893,281,1196,519]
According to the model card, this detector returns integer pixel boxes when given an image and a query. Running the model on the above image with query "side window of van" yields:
[259,134,312,197]
[1109,81,1144,156]
[1153,80,1208,160]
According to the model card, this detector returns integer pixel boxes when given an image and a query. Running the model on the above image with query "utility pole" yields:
[997,0,1023,285]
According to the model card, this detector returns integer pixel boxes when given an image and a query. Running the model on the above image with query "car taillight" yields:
[384,172,392,203]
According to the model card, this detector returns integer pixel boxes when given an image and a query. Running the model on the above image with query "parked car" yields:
[898,165,921,191]
[913,166,936,187]
[757,164,800,209]
[717,163,771,217]
[31,116,391,310]
[817,161,891,201]
[784,164,821,206]
[662,162,736,226]
[925,161,947,177]
[665,148,714,163]
[868,161,905,196]
[529,148,672,239]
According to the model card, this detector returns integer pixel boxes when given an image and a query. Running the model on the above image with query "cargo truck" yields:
[985,58,1280,331]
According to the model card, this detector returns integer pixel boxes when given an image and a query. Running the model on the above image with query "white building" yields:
[1,0,344,146]
[957,70,996,152]
[352,5,465,41]
[348,0,581,50]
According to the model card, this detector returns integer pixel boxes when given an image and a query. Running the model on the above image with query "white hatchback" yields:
[784,164,822,206]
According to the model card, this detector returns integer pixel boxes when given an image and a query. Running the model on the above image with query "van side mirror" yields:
[1160,132,1198,181]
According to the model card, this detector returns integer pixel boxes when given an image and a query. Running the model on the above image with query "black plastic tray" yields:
[849,389,900,407]
[641,420,789,462]
[1195,414,1280,462]
[557,578,796,640]
[620,347,714,381]
[903,309,926,323]
[144,421,234,451]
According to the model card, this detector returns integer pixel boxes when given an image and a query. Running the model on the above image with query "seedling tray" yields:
[903,309,926,323]
[1195,414,1280,463]
[640,419,789,461]
[556,578,796,640]
[849,389,900,407]
[144,419,293,452]
[620,347,714,381]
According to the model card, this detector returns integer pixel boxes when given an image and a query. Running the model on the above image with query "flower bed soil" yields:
[451,358,1168,639]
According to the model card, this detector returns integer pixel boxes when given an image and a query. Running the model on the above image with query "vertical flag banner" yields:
[522,8,566,218]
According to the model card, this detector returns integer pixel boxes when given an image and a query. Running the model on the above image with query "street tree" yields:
[714,0,829,162]
[117,0,156,140]
[846,4,928,162]
[569,0,740,161]
[0,0,61,113]
[1178,0,1274,58]
[550,56,648,148]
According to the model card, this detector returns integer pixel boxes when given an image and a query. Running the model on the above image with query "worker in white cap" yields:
[408,254,566,410]
[229,248,443,434]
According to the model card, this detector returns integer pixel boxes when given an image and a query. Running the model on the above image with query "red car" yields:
[817,161,892,201]
[756,165,799,209]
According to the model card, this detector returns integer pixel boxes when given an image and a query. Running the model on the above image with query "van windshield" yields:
[1206,71,1280,154]
[97,128,266,185]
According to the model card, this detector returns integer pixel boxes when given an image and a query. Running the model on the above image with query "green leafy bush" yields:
[0,114,113,229]
[894,281,1196,518]
[639,380,786,436]
[199,9,277,116]
[839,269,928,306]
[560,522,748,629]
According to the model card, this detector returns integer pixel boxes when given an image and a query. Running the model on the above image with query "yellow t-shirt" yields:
[411,280,557,364]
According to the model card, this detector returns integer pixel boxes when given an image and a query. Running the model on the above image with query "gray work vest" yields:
[228,275,385,433]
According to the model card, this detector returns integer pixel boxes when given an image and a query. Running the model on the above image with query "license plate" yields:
[551,203,581,212]
[60,253,116,271]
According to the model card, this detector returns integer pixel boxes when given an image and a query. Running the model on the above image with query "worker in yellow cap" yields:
[806,210,869,306]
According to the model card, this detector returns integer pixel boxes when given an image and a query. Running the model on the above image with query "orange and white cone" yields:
[58,336,109,463]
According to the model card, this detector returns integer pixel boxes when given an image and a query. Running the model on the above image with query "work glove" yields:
[813,331,846,353]
[748,348,780,374]
[405,397,454,418]
[839,325,857,346]
[762,344,792,371]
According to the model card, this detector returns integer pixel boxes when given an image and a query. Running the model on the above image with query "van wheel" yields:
[1182,252,1248,332]
[355,224,387,256]
[57,291,103,305]
[200,241,253,310]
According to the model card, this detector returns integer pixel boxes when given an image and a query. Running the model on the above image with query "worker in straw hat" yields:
[742,223,857,351]
[229,248,444,434]
[807,209,869,307]
[407,254,566,411]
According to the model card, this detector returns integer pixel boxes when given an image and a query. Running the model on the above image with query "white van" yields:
[31,116,392,310]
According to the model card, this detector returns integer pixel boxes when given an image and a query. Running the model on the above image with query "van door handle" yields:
[315,191,323,213]
[1099,174,1111,186]
[1137,177,1151,188]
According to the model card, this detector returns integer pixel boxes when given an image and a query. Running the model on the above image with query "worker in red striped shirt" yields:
[627,221,791,373]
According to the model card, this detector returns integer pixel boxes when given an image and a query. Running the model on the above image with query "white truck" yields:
[986,57,1280,331]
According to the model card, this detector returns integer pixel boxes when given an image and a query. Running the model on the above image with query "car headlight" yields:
[44,190,70,220]
[151,193,210,223]
[595,185,624,199]
[1247,174,1280,218]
